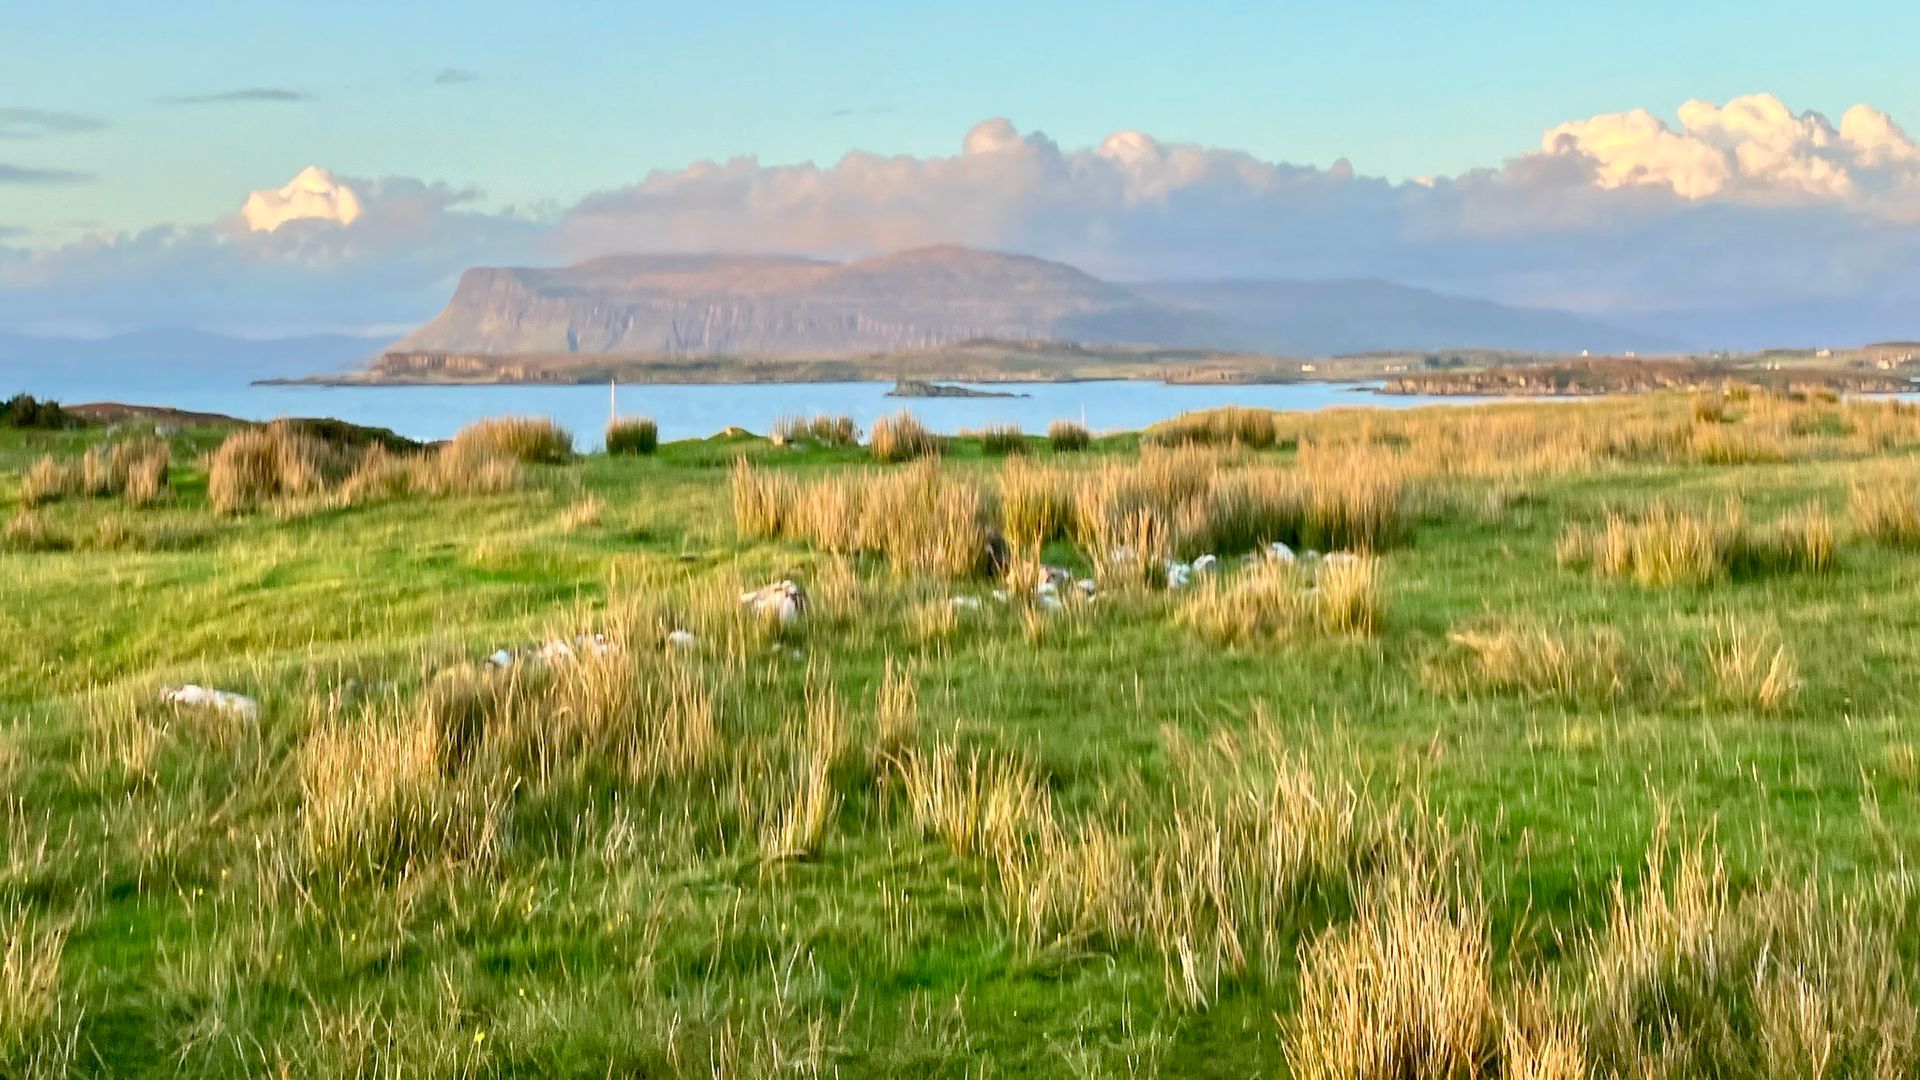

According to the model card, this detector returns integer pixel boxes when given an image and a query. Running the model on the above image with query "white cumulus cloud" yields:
[1537,92,1920,209]
[240,166,365,232]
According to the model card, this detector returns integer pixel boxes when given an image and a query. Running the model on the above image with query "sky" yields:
[5,0,1920,343]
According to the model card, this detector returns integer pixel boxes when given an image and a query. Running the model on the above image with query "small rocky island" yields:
[886,379,1029,399]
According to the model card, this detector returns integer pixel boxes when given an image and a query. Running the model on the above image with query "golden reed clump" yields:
[869,411,938,463]
[448,415,573,464]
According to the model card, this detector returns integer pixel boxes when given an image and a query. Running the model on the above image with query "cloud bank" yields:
[4,93,1919,344]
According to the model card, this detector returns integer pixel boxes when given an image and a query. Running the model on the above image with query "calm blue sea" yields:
[1,368,1558,448]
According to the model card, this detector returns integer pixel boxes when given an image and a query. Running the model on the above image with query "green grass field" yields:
[2,395,1918,1077]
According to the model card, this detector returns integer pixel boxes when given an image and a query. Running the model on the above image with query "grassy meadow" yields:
[2,392,1919,1077]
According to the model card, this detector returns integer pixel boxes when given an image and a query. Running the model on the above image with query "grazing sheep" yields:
[159,684,259,722]
[740,580,808,625]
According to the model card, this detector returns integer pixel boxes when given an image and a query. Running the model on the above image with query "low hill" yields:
[381,246,1655,366]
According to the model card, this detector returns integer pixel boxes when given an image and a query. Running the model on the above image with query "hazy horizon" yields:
[6,2,1920,347]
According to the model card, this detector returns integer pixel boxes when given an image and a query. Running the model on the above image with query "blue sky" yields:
[6,1,1920,344]
[7,0,1919,238]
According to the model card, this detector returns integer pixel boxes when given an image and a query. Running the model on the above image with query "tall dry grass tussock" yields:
[731,459,995,579]
[896,743,1053,863]
[298,700,504,880]
[1147,407,1280,449]
[730,457,799,539]
[1178,557,1384,643]
[1,511,64,553]
[872,657,918,763]
[1075,445,1407,568]
[336,441,520,505]
[0,903,67,1055]
[1851,481,1920,548]
[1137,741,1390,1008]
[17,456,74,509]
[209,422,348,514]
[762,680,848,861]
[1582,844,1917,1078]
[1561,502,1837,586]
[449,415,573,464]
[1047,419,1091,452]
[1286,875,1498,1080]
[1706,621,1800,712]
[1440,621,1627,702]
[869,411,938,463]
[604,416,658,456]
[975,423,1027,455]
[19,440,168,508]
[772,413,859,448]
[999,459,1075,549]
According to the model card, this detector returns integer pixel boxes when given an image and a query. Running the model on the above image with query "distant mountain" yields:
[0,329,385,385]
[1131,279,1658,355]
[387,245,1656,359]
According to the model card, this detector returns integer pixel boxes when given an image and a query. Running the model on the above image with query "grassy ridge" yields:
[1,394,1919,1076]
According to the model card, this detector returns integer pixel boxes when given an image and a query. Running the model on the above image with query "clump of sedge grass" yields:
[1286,874,1497,1080]
[449,415,573,464]
[762,681,847,861]
[772,414,859,448]
[1146,407,1279,449]
[559,494,603,531]
[297,703,504,881]
[336,441,520,506]
[1561,502,1833,585]
[1581,843,1917,1077]
[17,456,74,509]
[729,458,799,539]
[19,440,168,509]
[1850,482,1920,547]
[78,438,169,503]
[731,458,994,578]
[1439,621,1626,703]
[870,411,938,463]
[1752,503,1834,574]
[1048,419,1092,452]
[121,442,170,507]
[2,510,69,553]
[999,459,1076,549]
[0,902,68,1057]
[208,422,346,514]
[872,657,918,763]
[975,423,1027,456]
[1178,558,1383,643]
[1705,621,1799,712]
[604,416,658,456]
[1557,504,1732,586]
[895,743,1052,862]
